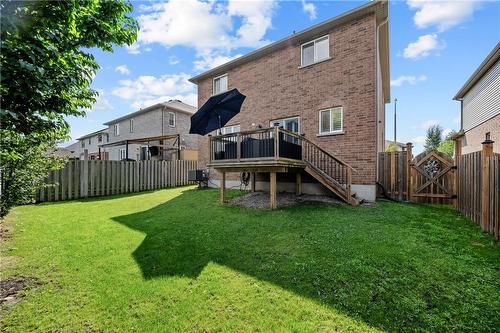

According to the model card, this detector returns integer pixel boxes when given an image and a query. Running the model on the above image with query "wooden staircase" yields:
[281,129,359,205]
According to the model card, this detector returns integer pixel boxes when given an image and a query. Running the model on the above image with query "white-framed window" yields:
[119,148,126,160]
[319,107,343,135]
[88,137,91,145]
[114,123,120,136]
[213,74,228,95]
[301,35,329,67]
[220,124,240,135]
[130,118,134,133]
[98,134,103,143]
[168,112,176,127]
[81,141,85,148]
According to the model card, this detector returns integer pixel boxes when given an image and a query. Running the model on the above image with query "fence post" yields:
[453,136,462,208]
[481,139,494,231]
[406,143,413,201]
[81,149,89,198]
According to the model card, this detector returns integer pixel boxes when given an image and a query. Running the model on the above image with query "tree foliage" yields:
[424,125,443,153]
[0,0,138,217]
[437,130,457,158]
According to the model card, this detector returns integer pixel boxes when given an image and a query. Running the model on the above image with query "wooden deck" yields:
[208,127,358,208]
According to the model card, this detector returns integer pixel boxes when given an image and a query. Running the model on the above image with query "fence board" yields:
[35,160,197,203]
[457,152,499,240]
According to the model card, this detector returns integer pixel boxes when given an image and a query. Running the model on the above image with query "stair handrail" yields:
[277,127,356,172]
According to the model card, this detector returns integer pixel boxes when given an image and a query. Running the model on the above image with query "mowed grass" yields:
[1,187,499,332]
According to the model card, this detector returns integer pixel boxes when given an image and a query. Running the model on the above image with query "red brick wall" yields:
[197,14,379,185]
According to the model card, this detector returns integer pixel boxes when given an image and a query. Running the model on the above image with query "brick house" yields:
[189,1,389,203]
[453,43,499,155]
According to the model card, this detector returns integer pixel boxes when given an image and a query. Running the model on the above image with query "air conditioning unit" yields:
[188,169,208,182]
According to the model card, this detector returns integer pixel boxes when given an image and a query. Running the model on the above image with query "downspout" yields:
[375,16,389,186]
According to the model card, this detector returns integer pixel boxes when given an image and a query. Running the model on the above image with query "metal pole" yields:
[393,98,397,143]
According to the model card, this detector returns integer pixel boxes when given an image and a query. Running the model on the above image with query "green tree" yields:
[437,130,457,158]
[424,125,442,153]
[0,0,138,217]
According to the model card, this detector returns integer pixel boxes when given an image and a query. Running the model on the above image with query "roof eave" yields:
[189,0,388,84]
[453,42,500,100]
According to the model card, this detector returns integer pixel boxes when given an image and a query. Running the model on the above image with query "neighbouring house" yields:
[189,0,389,203]
[385,140,407,152]
[453,42,499,155]
[65,129,109,160]
[100,100,198,161]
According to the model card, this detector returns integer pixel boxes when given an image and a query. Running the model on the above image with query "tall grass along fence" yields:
[36,160,197,203]
[457,151,499,240]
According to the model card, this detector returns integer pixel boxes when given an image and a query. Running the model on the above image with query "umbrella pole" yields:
[218,114,222,135]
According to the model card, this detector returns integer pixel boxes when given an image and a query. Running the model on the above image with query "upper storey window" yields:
[213,74,228,95]
[301,35,329,67]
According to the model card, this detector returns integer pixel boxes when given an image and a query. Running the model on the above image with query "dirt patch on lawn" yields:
[0,223,12,243]
[230,191,345,209]
[1,276,42,307]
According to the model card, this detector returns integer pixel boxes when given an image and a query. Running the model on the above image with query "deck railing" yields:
[209,127,354,197]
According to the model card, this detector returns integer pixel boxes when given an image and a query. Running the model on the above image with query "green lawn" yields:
[1,187,499,332]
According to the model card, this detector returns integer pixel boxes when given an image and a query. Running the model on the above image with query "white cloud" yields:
[413,135,426,144]
[125,43,141,55]
[112,73,197,109]
[301,0,317,20]
[193,51,243,71]
[131,93,198,110]
[87,91,114,113]
[227,0,276,48]
[407,0,481,32]
[403,34,443,59]
[391,75,427,87]
[115,65,130,75]
[421,119,438,129]
[442,128,453,139]
[136,0,276,71]
[169,56,180,65]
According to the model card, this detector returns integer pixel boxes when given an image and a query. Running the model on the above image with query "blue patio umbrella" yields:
[189,88,246,135]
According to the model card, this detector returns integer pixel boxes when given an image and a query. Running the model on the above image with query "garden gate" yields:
[408,151,455,204]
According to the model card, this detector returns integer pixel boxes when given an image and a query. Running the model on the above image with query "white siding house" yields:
[454,43,500,154]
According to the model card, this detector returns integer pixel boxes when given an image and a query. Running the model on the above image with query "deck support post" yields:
[251,172,256,192]
[220,172,226,204]
[270,172,277,209]
[481,139,494,230]
[295,172,301,195]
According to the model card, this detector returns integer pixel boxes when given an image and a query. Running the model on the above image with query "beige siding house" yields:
[102,100,198,161]
[65,129,109,160]
[454,43,500,154]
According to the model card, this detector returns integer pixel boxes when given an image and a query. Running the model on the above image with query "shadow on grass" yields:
[112,188,500,332]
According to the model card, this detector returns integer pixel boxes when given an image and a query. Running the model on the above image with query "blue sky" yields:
[68,0,500,153]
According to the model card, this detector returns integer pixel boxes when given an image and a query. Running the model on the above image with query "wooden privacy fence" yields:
[378,140,499,240]
[457,150,499,240]
[378,146,455,204]
[36,160,197,203]
[377,150,408,201]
